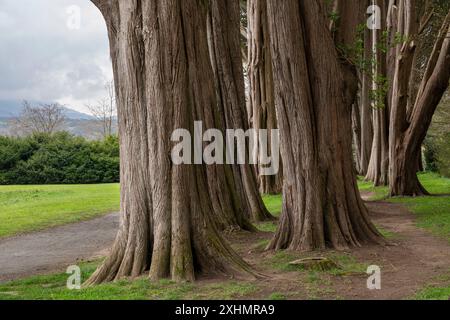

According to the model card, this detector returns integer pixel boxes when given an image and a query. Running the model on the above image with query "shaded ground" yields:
[0,213,118,282]
[1,193,450,299]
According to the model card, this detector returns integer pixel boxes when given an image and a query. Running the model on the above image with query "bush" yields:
[423,137,439,173]
[424,133,450,178]
[0,132,119,185]
[435,132,450,178]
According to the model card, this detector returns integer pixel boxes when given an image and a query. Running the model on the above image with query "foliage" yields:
[0,132,119,185]
[435,132,450,177]
[426,93,450,177]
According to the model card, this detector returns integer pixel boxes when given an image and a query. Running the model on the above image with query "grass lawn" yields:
[0,184,120,238]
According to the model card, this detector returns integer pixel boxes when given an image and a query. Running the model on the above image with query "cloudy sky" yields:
[0,0,112,114]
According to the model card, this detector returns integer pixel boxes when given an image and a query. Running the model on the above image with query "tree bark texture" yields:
[389,1,450,196]
[207,0,273,222]
[359,25,375,176]
[247,0,283,195]
[266,0,385,251]
[332,0,370,176]
[86,0,257,285]
[366,0,390,186]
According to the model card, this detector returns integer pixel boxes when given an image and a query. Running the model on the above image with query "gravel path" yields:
[0,213,119,282]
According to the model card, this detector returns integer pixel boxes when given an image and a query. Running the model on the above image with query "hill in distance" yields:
[0,100,94,120]
[0,100,117,139]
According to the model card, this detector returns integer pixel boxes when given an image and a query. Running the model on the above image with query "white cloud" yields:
[0,0,112,114]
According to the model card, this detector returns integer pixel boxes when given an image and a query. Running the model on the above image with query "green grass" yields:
[376,226,399,239]
[0,185,279,240]
[257,194,282,232]
[392,196,450,241]
[414,271,450,300]
[0,184,120,238]
[268,292,287,300]
[357,177,389,200]
[262,173,450,242]
[256,221,278,233]
[415,285,450,300]
[262,194,282,217]
[0,261,258,300]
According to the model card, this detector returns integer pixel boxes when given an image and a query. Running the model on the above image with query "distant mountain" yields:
[0,100,94,120]
[61,107,95,120]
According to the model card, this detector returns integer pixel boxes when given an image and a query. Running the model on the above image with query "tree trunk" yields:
[332,0,368,176]
[366,0,390,186]
[247,0,283,195]
[86,0,256,285]
[266,0,385,251]
[352,102,363,174]
[206,0,273,222]
[389,3,450,196]
[359,25,374,176]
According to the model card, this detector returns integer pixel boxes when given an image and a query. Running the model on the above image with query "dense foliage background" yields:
[0,132,119,184]
[425,93,450,178]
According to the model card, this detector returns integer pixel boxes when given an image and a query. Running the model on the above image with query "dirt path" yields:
[0,213,118,282]
[225,194,450,300]
[334,200,450,299]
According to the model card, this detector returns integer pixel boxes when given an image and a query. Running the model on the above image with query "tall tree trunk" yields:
[352,102,361,174]
[207,0,273,222]
[352,102,363,174]
[366,0,390,186]
[332,0,368,176]
[247,0,283,195]
[359,26,374,175]
[266,0,385,251]
[86,0,256,285]
[389,3,450,196]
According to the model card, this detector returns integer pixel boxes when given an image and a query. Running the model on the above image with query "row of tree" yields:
[83,0,449,285]
[246,0,450,197]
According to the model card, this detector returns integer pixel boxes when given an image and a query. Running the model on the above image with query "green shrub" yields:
[435,132,450,178]
[0,132,119,185]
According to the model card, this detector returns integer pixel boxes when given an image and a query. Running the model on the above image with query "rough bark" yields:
[366,0,390,186]
[332,0,369,175]
[266,0,385,251]
[359,25,375,176]
[352,102,363,174]
[247,0,283,195]
[389,2,450,196]
[206,0,273,222]
[86,0,256,285]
